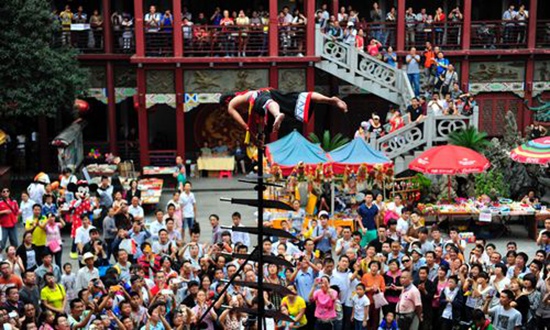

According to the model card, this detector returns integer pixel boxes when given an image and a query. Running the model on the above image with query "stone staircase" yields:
[315,27,415,111]
[315,28,480,173]
[369,108,480,173]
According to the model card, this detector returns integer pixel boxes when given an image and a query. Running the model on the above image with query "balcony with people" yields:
[51,2,135,55]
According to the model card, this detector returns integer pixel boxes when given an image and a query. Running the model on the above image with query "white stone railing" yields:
[370,106,479,159]
[315,27,415,108]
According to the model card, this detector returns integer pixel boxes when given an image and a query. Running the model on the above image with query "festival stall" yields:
[509,137,550,238]
[265,134,395,232]
[265,130,328,176]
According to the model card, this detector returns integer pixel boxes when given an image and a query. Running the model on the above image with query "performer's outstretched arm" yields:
[227,95,249,130]
[310,92,348,113]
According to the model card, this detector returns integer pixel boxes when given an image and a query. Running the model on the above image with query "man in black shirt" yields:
[368,225,393,253]
[406,97,425,123]
[414,266,436,330]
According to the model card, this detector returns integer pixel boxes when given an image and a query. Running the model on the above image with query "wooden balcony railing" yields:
[536,20,550,48]
[471,20,528,49]
[404,21,462,50]
[278,24,306,56]
[144,27,174,57]
[182,24,269,57]
[113,27,135,53]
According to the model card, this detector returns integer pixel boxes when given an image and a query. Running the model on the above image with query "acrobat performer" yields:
[220,89,348,135]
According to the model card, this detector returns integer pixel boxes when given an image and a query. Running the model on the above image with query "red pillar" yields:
[462,0,472,50]
[106,62,118,154]
[102,0,113,53]
[396,0,406,52]
[269,66,279,142]
[175,67,185,159]
[268,0,278,57]
[303,66,315,136]
[306,0,315,56]
[460,60,470,93]
[332,0,339,19]
[525,59,535,126]
[134,0,145,57]
[173,0,183,57]
[137,68,149,166]
[528,0,538,50]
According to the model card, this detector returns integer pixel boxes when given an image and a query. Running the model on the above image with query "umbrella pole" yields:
[447,176,451,202]
[331,180,335,215]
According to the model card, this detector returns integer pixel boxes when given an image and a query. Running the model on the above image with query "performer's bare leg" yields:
[310,92,348,113]
[266,102,285,132]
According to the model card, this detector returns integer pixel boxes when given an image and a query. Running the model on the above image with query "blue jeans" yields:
[354,319,367,330]
[0,226,18,250]
[407,73,420,97]
[183,217,194,229]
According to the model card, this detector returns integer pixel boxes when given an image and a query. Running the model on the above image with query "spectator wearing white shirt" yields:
[179,182,197,241]
[19,191,35,222]
[74,215,95,260]
[230,212,250,247]
[128,196,144,222]
[272,237,300,256]
[386,194,404,216]
[75,252,100,291]
[428,93,445,116]
[149,209,167,242]
[396,207,411,238]
[144,5,162,32]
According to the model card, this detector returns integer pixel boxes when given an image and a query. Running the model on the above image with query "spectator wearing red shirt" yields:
[434,8,446,45]
[356,28,365,51]
[367,38,382,59]
[0,187,19,250]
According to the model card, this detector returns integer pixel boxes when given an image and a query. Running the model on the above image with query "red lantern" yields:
[133,95,140,111]
[74,99,90,116]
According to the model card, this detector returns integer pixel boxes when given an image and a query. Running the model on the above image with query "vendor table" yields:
[197,156,235,171]
[142,166,177,176]
[138,178,163,205]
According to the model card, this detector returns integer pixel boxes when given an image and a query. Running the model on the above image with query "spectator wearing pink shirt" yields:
[366,38,382,59]
[396,270,423,329]
[309,276,338,329]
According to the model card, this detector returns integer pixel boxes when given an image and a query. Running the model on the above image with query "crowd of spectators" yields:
[1,177,550,330]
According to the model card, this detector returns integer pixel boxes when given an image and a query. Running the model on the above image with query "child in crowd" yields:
[470,308,494,330]
[61,263,77,312]
[351,283,370,330]
[377,312,398,330]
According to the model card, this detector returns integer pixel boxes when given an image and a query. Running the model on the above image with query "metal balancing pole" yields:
[256,126,265,330]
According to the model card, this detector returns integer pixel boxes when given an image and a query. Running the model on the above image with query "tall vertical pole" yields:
[175,67,185,160]
[305,0,316,57]
[173,0,183,57]
[106,62,118,154]
[102,0,113,53]
[527,0,538,50]
[268,0,278,57]
[134,0,145,57]
[256,128,265,330]
[396,0,406,53]
[332,0,339,19]
[137,67,150,166]
[462,0,472,50]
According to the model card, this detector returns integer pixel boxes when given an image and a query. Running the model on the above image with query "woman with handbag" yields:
[361,260,386,330]
[44,213,65,266]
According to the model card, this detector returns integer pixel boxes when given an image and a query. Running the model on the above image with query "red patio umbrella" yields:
[408,145,491,198]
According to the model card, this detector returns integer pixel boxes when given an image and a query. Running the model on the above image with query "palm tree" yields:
[308,130,350,151]
[447,126,490,152]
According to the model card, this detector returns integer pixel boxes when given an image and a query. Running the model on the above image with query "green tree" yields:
[0,0,89,118]
[308,130,350,151]
[447,126,491,152]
